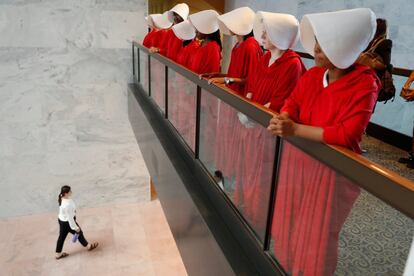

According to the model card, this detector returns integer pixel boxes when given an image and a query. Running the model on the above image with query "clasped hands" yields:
[268,112,297,137]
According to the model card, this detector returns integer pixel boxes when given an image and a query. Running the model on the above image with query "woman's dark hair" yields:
[206,30,222,50]
[173,12,184,24]
[183,39,192,47]
[58,185,71,206]
[375,18,388,38]
[243,30,254,41]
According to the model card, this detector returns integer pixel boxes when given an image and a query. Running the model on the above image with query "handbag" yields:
[400,70,414,101]
[356,37,387,71]
[377,69,396,103]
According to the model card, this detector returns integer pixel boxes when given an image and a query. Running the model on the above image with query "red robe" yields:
[234,50,306,236]
[176,40,201,68]
[226,37,263,95]
[187,40,221,74]
[170,40,201,150]
[150,29,169,49]
[272,64,380,276]
[188,40,222,164]
[143,29,157,48]
[165,30,183,61]
[214,37,263,179]
[149,30,169,111]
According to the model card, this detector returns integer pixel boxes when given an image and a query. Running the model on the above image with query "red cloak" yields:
[143,29,157,48]
[272,64,380,275]
[187,40,221,74]
[214,37,263,180]
[164,30,183,61]
[170,40,201,150]
[234,50,306,236]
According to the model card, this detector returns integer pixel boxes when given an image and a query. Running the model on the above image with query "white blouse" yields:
[58,198,79,231]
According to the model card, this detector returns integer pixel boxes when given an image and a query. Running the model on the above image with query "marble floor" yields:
[0,200,188,276]
[361,134,414,181]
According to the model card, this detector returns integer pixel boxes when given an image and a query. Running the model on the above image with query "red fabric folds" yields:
[170,40,201,150]
[214,37,263,178]
[233,50,306,235]
[272,64,380,275]
[143,29,157,48]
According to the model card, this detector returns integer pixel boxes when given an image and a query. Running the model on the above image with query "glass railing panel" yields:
[199,88,277,242]
[270,140,414,275]
[139,49,149,95]
[167,68,197,151]
[150,57,165,112]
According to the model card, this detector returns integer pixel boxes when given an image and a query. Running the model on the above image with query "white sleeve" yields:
[65,205,79,231]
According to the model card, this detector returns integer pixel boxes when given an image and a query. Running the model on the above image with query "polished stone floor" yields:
[361,134,414,181]
[0,200,187,276]
[0,0,149,217]
[0,1,187,275]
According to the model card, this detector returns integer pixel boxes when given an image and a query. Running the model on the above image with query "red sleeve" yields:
[143,31,152,47]
[158,30,172,56]
[280,74,306,121]
[322,82,379,152]
[197,43,221,74]
[269,59,305,112]
[241,43,263,80]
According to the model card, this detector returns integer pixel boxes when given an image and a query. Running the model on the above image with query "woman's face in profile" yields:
[261,30,275,50]
[314,40,335,69]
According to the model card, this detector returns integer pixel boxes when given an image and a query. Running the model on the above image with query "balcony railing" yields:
[132,41,414,275]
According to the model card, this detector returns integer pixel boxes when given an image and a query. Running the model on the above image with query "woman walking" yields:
[55,185,98,259]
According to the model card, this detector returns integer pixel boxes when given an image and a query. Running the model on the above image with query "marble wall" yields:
[0,0,150,217]
[224,0,414,136]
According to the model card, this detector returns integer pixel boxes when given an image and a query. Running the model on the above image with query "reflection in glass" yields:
[139,50,149,94]
[167,68,197,151]
[199,90,276,242]
[270,141,414,275]
[150,58,165,112]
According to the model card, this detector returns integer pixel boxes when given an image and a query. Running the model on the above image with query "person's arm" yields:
[269,82,379,149]
[208,77,245,85]
[65,204,80,232]
[200,72,226,79]
[268,114,324,141]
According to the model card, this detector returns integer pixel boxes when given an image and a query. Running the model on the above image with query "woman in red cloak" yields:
[186,10,222,164]
[233,12,306,237]
[169,20,200,149]
[202,7,263,188]
[267,8,380,276]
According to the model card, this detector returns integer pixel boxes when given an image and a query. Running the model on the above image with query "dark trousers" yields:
[56,217,88,253]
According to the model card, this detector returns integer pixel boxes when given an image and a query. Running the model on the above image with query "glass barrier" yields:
[270,141,414,275]
[199,89,277,242]
[167,68,197,151]
[139,49,149,95]
[150,57,165,112]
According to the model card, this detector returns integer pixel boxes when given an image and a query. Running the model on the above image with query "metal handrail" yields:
[133,41,414,219]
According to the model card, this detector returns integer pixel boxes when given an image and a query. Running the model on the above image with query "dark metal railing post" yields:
[165,65,169,118]
[263,137,283,251]
[132,43,135,78]
[148,55,151,97]
[137,49,141,83]
[195,86,202,159]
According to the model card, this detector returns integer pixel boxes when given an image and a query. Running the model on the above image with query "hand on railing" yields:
[199,72,224,79]
[208,77,225,85]
[267,113,297,137]
[149,47,160,54]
